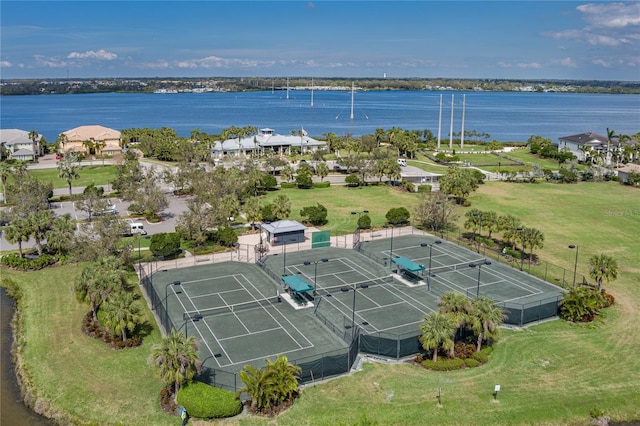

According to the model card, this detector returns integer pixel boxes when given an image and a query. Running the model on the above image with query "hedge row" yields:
[177,381,242,419]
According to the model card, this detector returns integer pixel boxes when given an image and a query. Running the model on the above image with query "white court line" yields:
[338,257,381,280]
[232,274,315,349]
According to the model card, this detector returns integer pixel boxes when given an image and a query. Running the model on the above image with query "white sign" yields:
[494,385,501,392]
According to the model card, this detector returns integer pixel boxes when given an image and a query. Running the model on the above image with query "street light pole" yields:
[304,258,329,297]
[181,313,203,337]
[421,240,442,291]
[163,280,181,333]
[569,244,579,287]
[469,260,491,297]
[351,209,369,247]
[344,284,369,341]
[516,227,524,271]
[138,235,150,278]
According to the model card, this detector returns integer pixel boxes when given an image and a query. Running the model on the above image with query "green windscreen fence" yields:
[312,230,331,248]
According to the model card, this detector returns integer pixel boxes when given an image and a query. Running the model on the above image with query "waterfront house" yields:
[59,125,122,157]
[0,129,43,161]
[558,132,622,165]
[211,128,325,158]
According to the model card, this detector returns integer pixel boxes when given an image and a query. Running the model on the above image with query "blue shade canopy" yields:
[391,257,425,273]
[282,275,314,293]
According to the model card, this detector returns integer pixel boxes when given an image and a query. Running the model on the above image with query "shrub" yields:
[0,253,57,270]
[280,182,296,189]
[472,350,489,364]
[417,184,432,193]
[177,381,242,419]
[313,181,331,188]
[454,342,476,359]
[150,232,181,258]
[345,174,360,187]
[421,358,465,371]
[464,358,480,368]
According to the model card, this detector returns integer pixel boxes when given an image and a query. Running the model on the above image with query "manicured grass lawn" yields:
[26,165,118,190]
[261,184,420,235]
[2,266,176,426]
[2,180,639,425]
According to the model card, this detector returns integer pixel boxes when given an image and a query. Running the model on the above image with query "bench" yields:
[403,270,422,283]
[292,292,306,305]
[303,292,315,303]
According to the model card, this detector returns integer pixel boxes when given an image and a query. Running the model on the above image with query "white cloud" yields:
[553,57,578,68]
[67,49,117,60]
[516,62,542,69]
[577,2,640,29]
[34,55,68,68]
[135,60,170,70]
[592,58,613,68]
[0,61,12,68]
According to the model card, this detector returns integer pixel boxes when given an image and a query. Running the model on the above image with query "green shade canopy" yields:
[391,257,425,273]
[282,275,314,293]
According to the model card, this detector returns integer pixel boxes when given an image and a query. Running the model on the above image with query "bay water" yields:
[1,90,638,144]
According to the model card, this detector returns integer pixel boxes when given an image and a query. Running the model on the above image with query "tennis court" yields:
[147,235,565,386]
[358,235,565,306]
[150,262,347,372]
[261,247,441,337]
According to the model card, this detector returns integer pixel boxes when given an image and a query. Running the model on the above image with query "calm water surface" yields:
[1,91,638,143]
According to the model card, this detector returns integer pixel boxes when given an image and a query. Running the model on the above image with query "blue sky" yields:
[1,1,639,81]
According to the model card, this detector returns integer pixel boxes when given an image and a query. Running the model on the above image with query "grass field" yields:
[25,165,118,190]
[261,184,420,235]
[2,180,639,425]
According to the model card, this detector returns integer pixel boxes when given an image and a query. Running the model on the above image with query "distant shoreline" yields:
[2,77,639,96]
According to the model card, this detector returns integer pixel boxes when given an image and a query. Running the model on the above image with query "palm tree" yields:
[102,291,144,341]
[316,162,329,182]
[73,257,128,321]
[0,161,13,204]
[82,139,95,158]
[28,209,53,255]
[438,292,472,357]
[606,128,617,166]
[57,153,80,197]
[28,130,40,155]
[265,355,301,406]
[271,194,291,220]
[589,254,618,291]
[559,287,605,322]
[470,296,505,352]
[94,139,106,164]
[3,217,30,257]
[521,227,544,266]
[46,213,75,255]
[418,312,456,362]
[237,364,274,412]
[148,329,201,401]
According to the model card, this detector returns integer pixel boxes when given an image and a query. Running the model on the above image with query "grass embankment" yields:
[2,266,176,426]
[2,181,639,425]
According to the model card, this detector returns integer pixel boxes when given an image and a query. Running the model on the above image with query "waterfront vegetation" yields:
[2,174,639,424]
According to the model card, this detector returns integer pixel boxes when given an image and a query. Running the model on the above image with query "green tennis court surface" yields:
[148,237,564,380]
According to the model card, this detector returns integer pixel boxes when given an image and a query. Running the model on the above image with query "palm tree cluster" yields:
[463,208,544,265]
[419,292,505,362]
[238,355,302,415]
[148,329,201,402]
[74,256,145,344]
[560,253,618,323]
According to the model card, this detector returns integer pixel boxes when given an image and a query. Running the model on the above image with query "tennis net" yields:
[316,275,393,296]
[429,259,488,276]
[183,296,279,320]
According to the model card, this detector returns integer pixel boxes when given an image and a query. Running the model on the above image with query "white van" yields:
[124,222,147,236]
[397,158,407,167]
